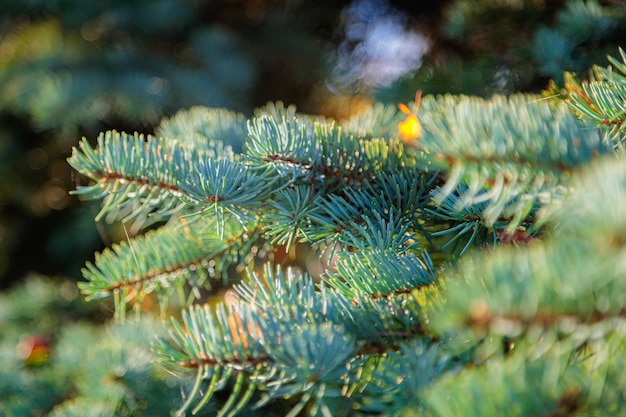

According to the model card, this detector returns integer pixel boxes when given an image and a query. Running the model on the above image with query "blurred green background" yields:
[1,0,625,415]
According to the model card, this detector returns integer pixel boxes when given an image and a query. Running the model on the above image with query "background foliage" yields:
[0,0,339,286]
[2,0,626,416]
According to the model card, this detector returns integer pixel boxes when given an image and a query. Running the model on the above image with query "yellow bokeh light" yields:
[397,90,422,147]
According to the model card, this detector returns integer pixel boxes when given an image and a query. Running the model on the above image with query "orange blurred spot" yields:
[227,308,263,350]
[398,90,423,147]
[398,115,422,142]
[228,312,248,349]
[16,334,51,366]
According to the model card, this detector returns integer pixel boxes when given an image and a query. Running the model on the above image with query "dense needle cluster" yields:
[68,50,626,416]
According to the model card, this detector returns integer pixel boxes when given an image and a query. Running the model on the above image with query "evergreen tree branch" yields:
[322,248,433,301]
[66,53,626,415]
[155,106,247,154]
[262,185,325,251]
[565,48,626,148]
[354,340,457,416]
[245,112,405,193]
[424,183,537,256]
[341,102,404,140]
[68,130,236,232]
[415,94,609,230]
[68,131,188,231]
[79,219,255,318]
[298,168,435,253]
[177,158,279,237]
[155,268,362,416]
[425,157,626,352]
[155,264,432,415]
[423,353,588,417]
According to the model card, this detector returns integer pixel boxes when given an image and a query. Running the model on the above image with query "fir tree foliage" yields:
[564,47,626,148]
[418,94,607,230]
[69,50,626,415]
[0,276,208,417]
